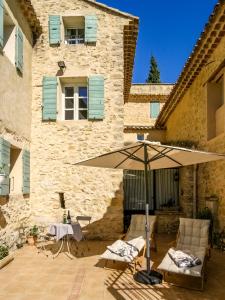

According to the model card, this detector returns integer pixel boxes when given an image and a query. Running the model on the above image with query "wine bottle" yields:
[67,210,71,224]
[63,210,67,224]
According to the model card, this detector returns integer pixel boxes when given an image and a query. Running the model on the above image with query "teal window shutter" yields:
[0,138,10,196]
[85,15,97,43]
[49,15,61,45]
[0,0,3,48]
[150,102,160,118]
[88,75,104,120]
[22,150,30,194]
[42,76,57,121]
[15,27,23,73]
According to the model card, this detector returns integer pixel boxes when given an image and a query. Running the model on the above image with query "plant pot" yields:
[27,236,37,246]
[0,254,14,270]
[0,174,6,184]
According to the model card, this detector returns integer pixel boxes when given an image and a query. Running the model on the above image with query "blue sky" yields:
[99,0,218,83]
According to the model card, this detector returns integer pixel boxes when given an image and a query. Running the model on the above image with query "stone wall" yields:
[165,34,225,230]
[30,0,133,239]
[124,84,173,127]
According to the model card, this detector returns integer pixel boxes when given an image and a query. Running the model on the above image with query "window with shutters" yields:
[62,84,88,120]
[150,101,160,119]
[207,70,225,140]
[63,16,85,45]
[3,8,16,65]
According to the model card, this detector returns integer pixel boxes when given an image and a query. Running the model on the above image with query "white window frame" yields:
[63,84,88,120]
[65,27,85,45]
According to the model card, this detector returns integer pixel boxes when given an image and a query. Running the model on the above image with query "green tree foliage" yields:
[146,55,161,83]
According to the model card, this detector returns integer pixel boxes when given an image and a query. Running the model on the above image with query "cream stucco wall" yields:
[0,0,33,248]
[0,0,33,140]
[165,34,225,230]
[31,0,132,239]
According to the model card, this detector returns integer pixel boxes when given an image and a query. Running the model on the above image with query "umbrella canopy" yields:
[76,141,225,170]
[75,140,225,284]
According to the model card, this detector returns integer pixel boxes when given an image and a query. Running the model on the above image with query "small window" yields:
[63,85,88,120]
[150,101,160,119]
[63,16,85,45]
[65,28,84,45]
[137,134,144,141]
[3,10,16,64]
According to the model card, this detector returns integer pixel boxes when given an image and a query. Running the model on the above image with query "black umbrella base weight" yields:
[134,270,163,285]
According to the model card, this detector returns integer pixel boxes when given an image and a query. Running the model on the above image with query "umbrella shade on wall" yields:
[75,141,225,285]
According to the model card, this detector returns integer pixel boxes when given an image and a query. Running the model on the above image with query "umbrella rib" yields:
[114,145,144,169]
[147,145,183,166]
[147,148,173,163]
[121,150,144,163]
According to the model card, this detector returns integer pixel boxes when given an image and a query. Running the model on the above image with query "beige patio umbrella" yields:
[75,141,225,285]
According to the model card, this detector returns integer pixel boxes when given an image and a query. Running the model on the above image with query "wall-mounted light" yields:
[57,61,66,70]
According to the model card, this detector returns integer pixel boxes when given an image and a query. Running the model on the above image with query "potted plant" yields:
[27,225,39,246]
[0,245,14,269]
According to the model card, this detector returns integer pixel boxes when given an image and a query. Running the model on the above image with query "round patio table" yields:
[49,223,83,259]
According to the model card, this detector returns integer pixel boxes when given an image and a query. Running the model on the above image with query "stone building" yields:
[30,0,138,239]
[0,0,41,247]
[124,83,173,143]
[156,0,225,230]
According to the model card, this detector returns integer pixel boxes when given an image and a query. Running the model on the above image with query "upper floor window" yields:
[150,101,160,119]
[63,16,85,45]
[65,28,84,45]
[207,72,224,140]
[3,9,16,65]
[63,85,88,120]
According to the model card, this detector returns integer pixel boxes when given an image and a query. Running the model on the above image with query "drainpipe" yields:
[193,164,198,218]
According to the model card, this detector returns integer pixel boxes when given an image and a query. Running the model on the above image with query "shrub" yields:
[0,245,9,260]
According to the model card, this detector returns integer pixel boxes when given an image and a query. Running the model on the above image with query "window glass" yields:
[65,110,74,120]
[137,134,144,141]
[63,85,88,120]
[65,28,85,45]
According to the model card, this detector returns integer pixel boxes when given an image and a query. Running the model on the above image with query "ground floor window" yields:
[63,85,88,120]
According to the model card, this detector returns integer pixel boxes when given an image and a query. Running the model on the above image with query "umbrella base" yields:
[134,270,162,285]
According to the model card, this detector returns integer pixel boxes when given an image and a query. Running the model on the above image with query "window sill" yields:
[57,120,89,124]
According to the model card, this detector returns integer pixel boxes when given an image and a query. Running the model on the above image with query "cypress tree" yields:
[146,55,161,83]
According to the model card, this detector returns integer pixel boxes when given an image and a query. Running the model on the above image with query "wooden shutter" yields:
[49,15,61,45]
[0,138,10,196]
[0,0,3,48]
[88,75,104,120]
[15,27,23,73]
[85,15,97,43]
[42,77,57,121]
[22,150,30,194]
[150,102,160,118]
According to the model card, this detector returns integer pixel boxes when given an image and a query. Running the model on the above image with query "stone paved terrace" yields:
[0,234,225,300]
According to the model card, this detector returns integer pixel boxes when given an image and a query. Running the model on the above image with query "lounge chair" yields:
[157,218,210,290]
[100,214,157,273]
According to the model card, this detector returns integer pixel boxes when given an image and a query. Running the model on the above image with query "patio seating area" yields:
[0,234,224,300]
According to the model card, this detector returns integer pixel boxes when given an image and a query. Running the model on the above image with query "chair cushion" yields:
[126,215,156,240]
[101,237,145,263]
[157,247,206,277]
[177,218,210,249]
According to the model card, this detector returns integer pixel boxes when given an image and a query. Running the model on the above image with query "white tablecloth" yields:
[49,223,83,241]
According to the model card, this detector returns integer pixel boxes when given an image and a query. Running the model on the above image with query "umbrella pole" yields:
[133,143,162,285]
